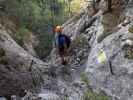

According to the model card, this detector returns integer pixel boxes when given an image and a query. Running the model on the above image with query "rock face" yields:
[56,0,133,99]
[37,1,133,99]
[0,25,49,98]
[22,31,38,57]
[0,0,132,100]
[95,0,128,42]
[85,3,133,100]
[38,33,90,100]
[86,25,133,100]
[0,15,38,57]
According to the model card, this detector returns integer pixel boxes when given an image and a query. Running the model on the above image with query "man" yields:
[54,26,71,65]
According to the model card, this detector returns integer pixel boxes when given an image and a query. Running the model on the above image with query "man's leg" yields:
[59,46,67,65]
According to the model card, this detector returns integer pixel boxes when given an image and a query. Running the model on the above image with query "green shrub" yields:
[80,73,110,100]
[1,0,83,58]
[15,27,29,46]
[0,48,5,57]
[101,12,121,33]
[82,90,110,100]
[80,72,89,86]
[0,48,8,65]
[0,58,8,65]
[128,25,133,33]
[35,32,53,58]
[64,96,69,100]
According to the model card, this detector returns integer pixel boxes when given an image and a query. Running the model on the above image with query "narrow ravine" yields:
[36,13,98,100]
[0,0,133,100]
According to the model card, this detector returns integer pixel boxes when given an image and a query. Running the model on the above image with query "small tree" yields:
[107,0,112,12]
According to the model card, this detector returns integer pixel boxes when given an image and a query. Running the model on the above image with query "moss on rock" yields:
[80,72,89,86]
[82,89,110,100]
[80,73,110,100]
[128,25,133,33]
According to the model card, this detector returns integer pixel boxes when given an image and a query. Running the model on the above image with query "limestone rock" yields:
[0,26,49,98]
[86,23,133,100]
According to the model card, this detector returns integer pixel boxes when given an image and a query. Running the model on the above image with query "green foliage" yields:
[0,48,8,65]
[82,90,110,100]
[72,35,84,48]
[35,32,53,58]
[0,0,82,58]
[64,96,69,100]
[0,48,5,57]
[102,12,120,33]
[70,0,81,14]
[80,72,110,100]
[80,72,89,86]
[128,25,133,33]
[15,27,29,46]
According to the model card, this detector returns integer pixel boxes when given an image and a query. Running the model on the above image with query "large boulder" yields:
[85,19,133,99]
[0,25,49,98]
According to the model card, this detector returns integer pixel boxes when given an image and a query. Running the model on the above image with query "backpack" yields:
[58,34,70,48]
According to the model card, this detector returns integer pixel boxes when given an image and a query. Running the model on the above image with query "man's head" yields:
[54,25,62,33]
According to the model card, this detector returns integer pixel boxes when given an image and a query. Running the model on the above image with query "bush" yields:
[0,0,83,58]
[80,73,110,100]
[35,32,53,58]
[82,90,110,100]
[128,25,133,33]
[15,27,29,46]
[80,72,89,86]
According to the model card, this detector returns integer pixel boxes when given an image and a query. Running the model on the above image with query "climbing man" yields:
[53,25,71,65]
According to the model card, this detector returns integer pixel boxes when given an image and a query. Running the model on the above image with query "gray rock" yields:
[86,24,133,100]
